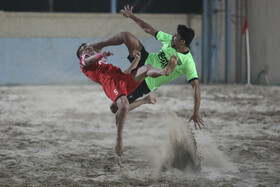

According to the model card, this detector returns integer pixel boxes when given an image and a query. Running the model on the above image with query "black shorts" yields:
[127,81,151,104]
[127,46,151,104]
[127,45,149,69]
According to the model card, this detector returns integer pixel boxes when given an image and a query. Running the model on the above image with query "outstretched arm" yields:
[188,79,204,130]
[83,51,113,67]
[123,50,141,74]
[120,5,158,37]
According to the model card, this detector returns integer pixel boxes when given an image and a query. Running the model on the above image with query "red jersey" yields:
[80,54,142,104]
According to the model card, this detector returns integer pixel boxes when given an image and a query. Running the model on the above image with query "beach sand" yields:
[0,85,279,186]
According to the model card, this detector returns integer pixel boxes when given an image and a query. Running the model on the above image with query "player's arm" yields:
[188,79,204,130]
[120,5,158,37]
[83,51,113,67]
[123,50,141,74]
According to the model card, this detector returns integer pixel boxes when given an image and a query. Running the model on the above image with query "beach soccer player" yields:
[76,43,177,156]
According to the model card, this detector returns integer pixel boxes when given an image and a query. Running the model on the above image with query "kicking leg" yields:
[133,55,178,83]
[115,96,129,156]
[110,95,156,114]
[129,94,156,111]
[90,32,142,58]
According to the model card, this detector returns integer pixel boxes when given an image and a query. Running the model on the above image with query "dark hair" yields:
[76,43,87,59]
[177,25,195,47]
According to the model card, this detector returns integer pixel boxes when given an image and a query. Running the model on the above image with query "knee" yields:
[146,64,152,69]
[120,32,132,39]
[110,103,118,114]
[143,64,152,72]
[119,102,129,113]
[117,97,129,113]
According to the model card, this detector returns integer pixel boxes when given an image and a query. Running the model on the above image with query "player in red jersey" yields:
[76,43,177,156]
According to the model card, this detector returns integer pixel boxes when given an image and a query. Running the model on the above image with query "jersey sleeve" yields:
[156,31,172,44]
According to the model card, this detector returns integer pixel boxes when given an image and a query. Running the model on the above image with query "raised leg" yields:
[90,32,142,58]
[133,54,178,83]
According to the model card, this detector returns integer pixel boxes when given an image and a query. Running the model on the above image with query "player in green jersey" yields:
[90,5,204,131]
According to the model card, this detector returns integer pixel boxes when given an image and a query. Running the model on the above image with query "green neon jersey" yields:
[144,31,198,91]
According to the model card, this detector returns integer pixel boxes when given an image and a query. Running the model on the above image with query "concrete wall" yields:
[1,37,203,85]
[0,12,202,85]
[248,0,280,85]
[0,12,202,38]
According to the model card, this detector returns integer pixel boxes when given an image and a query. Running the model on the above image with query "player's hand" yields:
[188,113,204,130]
[102,51,114,59]
[133,50,141,60]
[120,5,133,18]
[115,139,123,156]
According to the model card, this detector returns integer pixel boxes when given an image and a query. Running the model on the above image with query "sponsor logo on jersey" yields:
[158,51,169,68]
[177,59,182,66]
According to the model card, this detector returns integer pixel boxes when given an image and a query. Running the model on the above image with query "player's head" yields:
[76,43,95,59]
[172,25,195,48]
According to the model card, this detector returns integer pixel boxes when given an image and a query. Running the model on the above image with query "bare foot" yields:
[117,156,123,168]
[146,95,156,104]
[165,55,177,76]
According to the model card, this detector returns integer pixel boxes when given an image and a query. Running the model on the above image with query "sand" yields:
[0,85,279,186]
